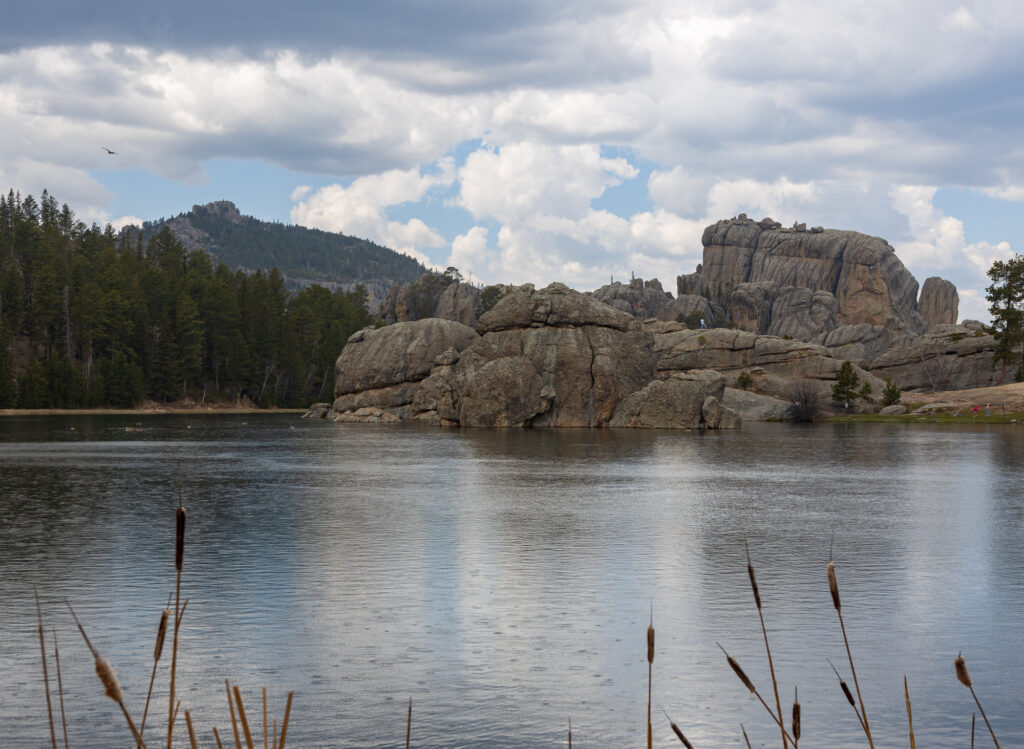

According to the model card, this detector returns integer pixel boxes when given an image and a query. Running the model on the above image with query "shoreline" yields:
[0,406,306,416]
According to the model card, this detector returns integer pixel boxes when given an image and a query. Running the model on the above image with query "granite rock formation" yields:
[332,284,740,428]
[868,324,1002,391]
[677,215,931,340]
[918,277,959,329]
[332,318,479,418]
[646,321,885,412]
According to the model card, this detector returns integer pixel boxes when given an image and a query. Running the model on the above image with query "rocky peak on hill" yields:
[676,215,946,340]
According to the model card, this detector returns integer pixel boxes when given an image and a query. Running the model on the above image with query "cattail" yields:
[647,623,655,664]
[661,708,694,749]
[955,652,972,687]
[95,656,125,703]
[955,653,1002,748]
[829,659,856,708]
[827,560,840,611]
[745,542,761,610]
[154,609,170,661]
[741,724,752,749]
[175,505,187,572]
[792,687,801,742]
[718,643,755,693]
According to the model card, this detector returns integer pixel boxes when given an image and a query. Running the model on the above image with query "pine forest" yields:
[0,190,375,409]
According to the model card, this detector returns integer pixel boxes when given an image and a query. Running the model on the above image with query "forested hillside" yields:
[0,190,374,409]
[138,201,428,293]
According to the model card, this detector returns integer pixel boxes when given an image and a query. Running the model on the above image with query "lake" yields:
[1,414,1022,748]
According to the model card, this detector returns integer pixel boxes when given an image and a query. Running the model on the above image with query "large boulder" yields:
[467,284,658,426]
[333,319,479,416]
[609,370,737,428]
[457,356,553,427]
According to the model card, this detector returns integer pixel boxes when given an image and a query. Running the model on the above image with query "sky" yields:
[3,1,1024,323]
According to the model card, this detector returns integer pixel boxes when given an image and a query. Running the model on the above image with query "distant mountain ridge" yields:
[136,201,429,311]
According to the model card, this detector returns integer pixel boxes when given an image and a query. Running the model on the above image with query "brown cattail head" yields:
[718,643,755,693]
[175,505,187,572]
[745,542,762,610]
[647,622,655,664]
[747,562,761,610]
[154,608,170,662]
[661,708,693,749]
[95,656,124,703]
[792,687,801,741]
[955,652,972,687]
[827,560,841,611]
[829,659,856,707]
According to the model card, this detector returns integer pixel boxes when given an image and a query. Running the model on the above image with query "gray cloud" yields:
[0,0,648,90]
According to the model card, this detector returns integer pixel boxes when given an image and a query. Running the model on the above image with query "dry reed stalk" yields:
[904,676,916,749]
[955,653,1001,748]
[791,687,800,746]
[828,558,875,749]
[661,708,694,748]
[647,609,655,749]
[225,679,242,749]
[52,629,69,749]
[279,691,293,749]
[741,724,752,749]
[65,599,148,749]
[168,503,187,749]
[263,688,268,749]
[273,720,277,749]
[716,643,796,746]
[828,659,866,733]
[36,590,58,749]
[213,726,225,749]
[233,685,256,749]
[568,717,572,749]
[406,697,412,749]
[140,607,171,742]
[972,712,976,749]
[746,542,788,749]
[185,710,198,749]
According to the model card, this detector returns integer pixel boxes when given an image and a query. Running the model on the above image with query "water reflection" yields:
[1,416,1022,747]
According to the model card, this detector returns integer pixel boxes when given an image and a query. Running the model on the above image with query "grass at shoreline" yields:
[827,411,1023,424]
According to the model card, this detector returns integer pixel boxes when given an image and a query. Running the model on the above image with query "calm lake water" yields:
[1,414,1022,748]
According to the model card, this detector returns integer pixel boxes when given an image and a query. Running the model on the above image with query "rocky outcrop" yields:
[721,388,798,422]
[609,370,740,429]
[434,282,481,326]
[676,215,942,340]
[333,284,744,428]
[918,277,959,329]
[818,323,916,368]
[647,322,885,411]
[382,274,481,326]
[589,278,675,321]
[868,324,1004,391]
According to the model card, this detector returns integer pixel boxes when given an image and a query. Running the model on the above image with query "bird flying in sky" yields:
[101,146,117,155]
